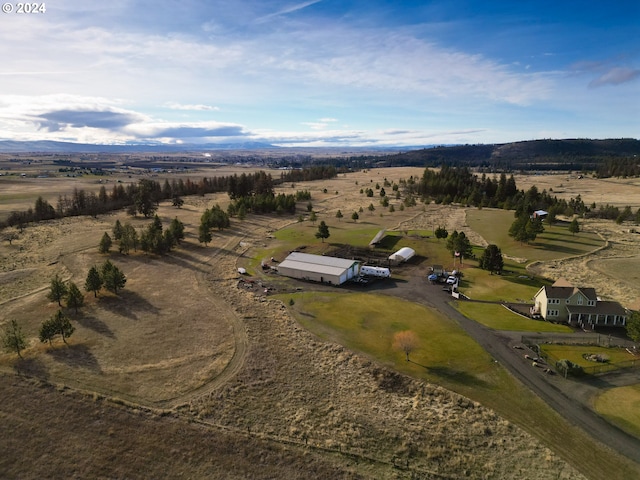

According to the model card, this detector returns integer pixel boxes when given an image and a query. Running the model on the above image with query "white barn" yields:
[277,252,360,285]
[388,247,415,263]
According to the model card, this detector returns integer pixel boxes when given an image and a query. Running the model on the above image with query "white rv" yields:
[359,265,391,278]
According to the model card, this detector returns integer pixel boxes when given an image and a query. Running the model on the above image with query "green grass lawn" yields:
[466,208,604,262]
[286,291,499,387]
[458,265,543,303]
[595,384,640,439]
[455,302,573,333]
[540,345,638,371]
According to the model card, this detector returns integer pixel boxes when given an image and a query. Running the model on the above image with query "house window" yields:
[566,299,570,304]
[548,309,558,317]
[577,296,583,305]
[588,300,595,306]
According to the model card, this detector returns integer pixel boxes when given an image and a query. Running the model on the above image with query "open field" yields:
[2,164,640,478]
[513,173,640,210]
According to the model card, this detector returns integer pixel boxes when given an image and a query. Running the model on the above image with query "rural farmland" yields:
[1,160,640,479]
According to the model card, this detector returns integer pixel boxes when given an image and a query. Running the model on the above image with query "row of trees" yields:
[2,166,335,229]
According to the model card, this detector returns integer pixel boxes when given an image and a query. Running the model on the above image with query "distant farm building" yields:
[388,247,415,264]
[277,252,360,285]
[533,210,548,220]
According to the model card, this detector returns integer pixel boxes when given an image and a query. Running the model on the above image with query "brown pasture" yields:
[2,163,639,478]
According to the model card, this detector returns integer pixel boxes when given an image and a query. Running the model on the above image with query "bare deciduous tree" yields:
[393,330,419,362]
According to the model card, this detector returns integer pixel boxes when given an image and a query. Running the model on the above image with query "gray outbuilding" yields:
[277,252,360,285]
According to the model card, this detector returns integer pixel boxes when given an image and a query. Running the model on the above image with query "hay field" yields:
[2,164,638,479]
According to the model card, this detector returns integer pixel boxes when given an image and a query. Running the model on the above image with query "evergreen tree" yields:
[479,244,504,274]
[315,221,330,243]
[40,310,74,345]
[168,217,185,244]
[351,211,359,222]
[102,260,126,294]
[568,218,580,235]
[85,266,103,297]
[435,226,448,240]
[99,232,112,253]
[112,219,123,241]
[309,211,318,224]
[2,319,27,358]
[335,210,343,222]
[47,274,68,306]
[66,282,84,314]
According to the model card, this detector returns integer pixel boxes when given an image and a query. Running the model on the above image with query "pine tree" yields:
[2,319,27,358]
[47,274,68,306]
[66,282,84,314]
[479,244,504,274]
[102,260,126,294]
[315,221,330,243]
[99,232,112,253]
[85,266,103,297]
[568,218,580,235]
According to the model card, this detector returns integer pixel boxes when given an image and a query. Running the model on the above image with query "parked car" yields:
[427,273,439,282]
[446,275,457,285]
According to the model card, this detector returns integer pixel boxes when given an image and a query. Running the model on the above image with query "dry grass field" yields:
[2,163,639,479]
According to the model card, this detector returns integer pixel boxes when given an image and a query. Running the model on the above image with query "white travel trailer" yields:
[359,265,391,278]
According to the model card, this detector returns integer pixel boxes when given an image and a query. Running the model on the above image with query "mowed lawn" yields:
[455,302,572,333]
[595,385,640,439]
[285,291,502,389]
[466,208,604,262]
[540,345,638,369]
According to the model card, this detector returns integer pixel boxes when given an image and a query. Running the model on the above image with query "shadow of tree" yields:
[99,290,160,320]
[13,357,50,380]
[75,314,115,338]
[46,343,102,373]
[412,363,491,389]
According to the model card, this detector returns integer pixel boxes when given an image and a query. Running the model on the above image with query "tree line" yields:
[413,166,640,224]
[1,166,337,229]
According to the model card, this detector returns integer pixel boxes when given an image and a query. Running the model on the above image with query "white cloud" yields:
[165,102,220,111]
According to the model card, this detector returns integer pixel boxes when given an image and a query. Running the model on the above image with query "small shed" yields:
[533,210,548,220]
[388,247,415,263]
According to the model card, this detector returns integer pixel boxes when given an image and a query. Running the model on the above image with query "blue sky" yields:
[0,0,638,147]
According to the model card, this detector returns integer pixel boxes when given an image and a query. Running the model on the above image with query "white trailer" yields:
[359,265,391,278]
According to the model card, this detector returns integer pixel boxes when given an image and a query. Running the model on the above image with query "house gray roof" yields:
[566,301,627,316]
[543,285,598,301]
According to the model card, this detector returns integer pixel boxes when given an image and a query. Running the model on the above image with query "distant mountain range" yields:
[1,139,638,173]
[0,140,279,153]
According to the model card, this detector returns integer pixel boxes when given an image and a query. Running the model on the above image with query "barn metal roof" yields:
[278,252,359,276]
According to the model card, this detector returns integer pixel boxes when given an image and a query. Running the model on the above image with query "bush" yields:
[556,359,584,376]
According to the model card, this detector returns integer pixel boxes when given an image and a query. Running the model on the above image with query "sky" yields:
[0,0,638,147]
